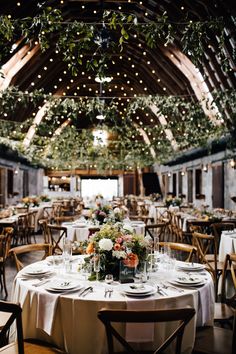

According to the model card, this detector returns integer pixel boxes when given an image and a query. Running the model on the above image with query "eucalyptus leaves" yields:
[0,6,234,76]
[0,86,233,170]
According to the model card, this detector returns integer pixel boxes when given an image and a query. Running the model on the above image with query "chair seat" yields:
[0,342,17,353]
[193,326,233,354]
[0,312,11,329]
[214,302,234,321]
[0,341,66,354]
[25,341,67,354]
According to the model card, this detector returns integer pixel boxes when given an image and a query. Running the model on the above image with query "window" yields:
[195,169,203,198]
[81,177,118,199]
[187,170,193,203]
[178,171,183,195]
[172,173,177,197]
[7,169,14,197]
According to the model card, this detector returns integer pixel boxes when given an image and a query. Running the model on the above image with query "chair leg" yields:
[0,264,8,299]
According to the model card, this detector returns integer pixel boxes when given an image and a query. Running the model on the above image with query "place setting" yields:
[176,261,206,272]
[118,283,157,298]
[169,274,206,288]
[44,278,83,294]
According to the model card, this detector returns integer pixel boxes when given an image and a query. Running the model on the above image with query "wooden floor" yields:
[1,233,45,301]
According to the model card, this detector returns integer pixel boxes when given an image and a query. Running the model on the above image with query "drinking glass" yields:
[105,274,113,284]
[83,262,92,280]
[93,254,101,282]
[62,238,72,272]
[135,261,147,283]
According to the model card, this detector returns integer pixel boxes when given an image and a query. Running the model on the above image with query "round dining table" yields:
[218,229,236,262]
[11,257,214,354]
[62,220,146,243]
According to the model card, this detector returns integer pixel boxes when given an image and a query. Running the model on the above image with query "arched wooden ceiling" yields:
[0,0,235,163]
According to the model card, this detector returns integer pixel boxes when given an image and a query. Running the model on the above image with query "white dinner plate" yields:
[124,290,156,297]
[46,255,63,264]
[176,262,205,271]
[46,279,82,292]
[121,284,155,295]
[170,279,205,288]
[24,267,51,276]
[175,276,203,285]
[62,222,74,226]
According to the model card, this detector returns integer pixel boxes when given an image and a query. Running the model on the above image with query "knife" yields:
[80,286,93,297]
[33,279,51,287]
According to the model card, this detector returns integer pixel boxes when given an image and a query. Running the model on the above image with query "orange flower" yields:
[123,253,139,268]
[113,243,121,251]
[86,242,95,254]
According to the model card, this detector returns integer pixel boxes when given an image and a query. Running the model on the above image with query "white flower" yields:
[112,250,126,259]
[99,238,113,251]
[122,224,133,233]
[113,207,121,214]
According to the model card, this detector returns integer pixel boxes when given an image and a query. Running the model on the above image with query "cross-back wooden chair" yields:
[27,210,38,243]
[47,224,67,254]
[9,244,52,272]
[193,309,236,354]
[192,232,218,280]
[16,213,29,245]
[38,219,51,243]
[0,237,11,299]
[145,223,166,242]
[0,300,67,354]
[158,242,197,262]
[221,253,236,309]
[98,307,195,354]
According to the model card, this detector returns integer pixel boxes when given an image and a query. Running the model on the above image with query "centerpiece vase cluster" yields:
[84,223,148,280]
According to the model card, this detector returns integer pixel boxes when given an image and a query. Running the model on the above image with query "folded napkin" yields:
[125,298,155,343]
[36,291,59,335]
[196,280,214,326]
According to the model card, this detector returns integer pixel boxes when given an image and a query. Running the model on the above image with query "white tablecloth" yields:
[11,259,214,354]
[64,222,145,242]
[218,231,236,262]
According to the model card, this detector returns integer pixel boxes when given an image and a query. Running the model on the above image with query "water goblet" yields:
[94,254,101,282]
[105,274,113,284]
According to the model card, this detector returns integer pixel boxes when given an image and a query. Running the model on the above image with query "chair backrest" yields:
[159,242,197,262]
[38,219,51,243]
[98,307,195,354]
[145,223,166,241]
[192,232,217,281]
[27,210,38,229]
[47,224,67,254]
[0,235,8,262]
[221,253,236,307]
[9,243,52,272]
[0,227,14,258]
[0,300,24,354]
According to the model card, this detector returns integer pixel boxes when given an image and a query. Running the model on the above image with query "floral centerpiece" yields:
[21,196,40,207]
[84,223,148,280]
[90,204,112,225]
[40,194,51,202]
[107,206,129,223]
[164,196,182,207]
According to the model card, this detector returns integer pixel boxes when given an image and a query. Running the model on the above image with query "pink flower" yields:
[115,237,123,244]
[113,243,121,251]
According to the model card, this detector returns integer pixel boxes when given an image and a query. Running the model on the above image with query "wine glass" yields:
[93,254,101,282]
[105,274,113,284]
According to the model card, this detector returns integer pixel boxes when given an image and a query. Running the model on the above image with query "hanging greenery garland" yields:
[0,6,234,76]
[0,85,233,170]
